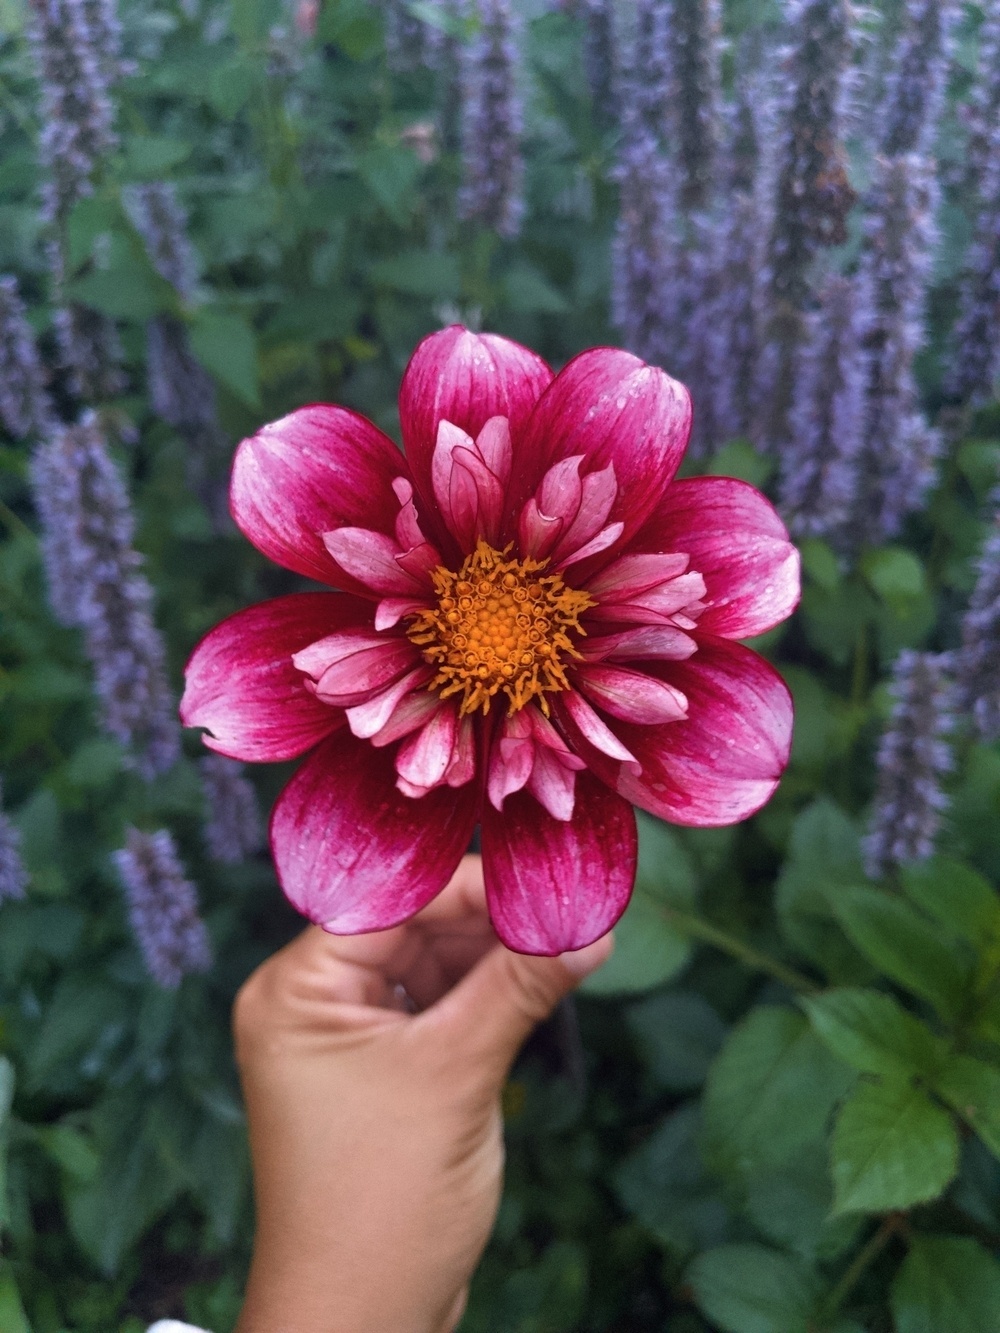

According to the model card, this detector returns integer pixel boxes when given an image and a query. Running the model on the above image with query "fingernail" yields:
[559,932,614,979]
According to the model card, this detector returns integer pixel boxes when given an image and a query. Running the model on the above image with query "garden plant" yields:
[1,0,1000,1329]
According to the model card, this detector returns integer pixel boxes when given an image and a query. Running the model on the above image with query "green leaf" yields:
[775,800,870,980]
[830,1075,959,1214]
[706,439,773,489]
[802,988,946,1079]
[582,814,695,995]
[614,1105,728,1256]
[580,888,690,996]
[861,546,926,606]
[703,1007,855,1178]
[799,538,841,591]
[688,1244,821,1333]
[356,146,421,224]
[834,888,969,1021]
[935,1055,1000,1160]
[26,976,125,1092]
[501,261,570,314]
[207,57,262,119]
[35,1123,100,1183]
[0,1057,14,1234]
[627,992,726,1091]
[0,1266,31,1333]
[123,134,192,178]
[891,1236,1000,1333]
[369,250,461,298]
[189,310,260,409]
[900,857,1000,948]
[745,1146,860,1265]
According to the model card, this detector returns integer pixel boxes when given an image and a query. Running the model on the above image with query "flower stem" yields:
[821,1213,901,1320]
[659,906,819,995]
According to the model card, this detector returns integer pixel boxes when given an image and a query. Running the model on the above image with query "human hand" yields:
[232,854,612,1333]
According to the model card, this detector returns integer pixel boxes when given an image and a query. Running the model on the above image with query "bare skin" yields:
[233,854,612,1333]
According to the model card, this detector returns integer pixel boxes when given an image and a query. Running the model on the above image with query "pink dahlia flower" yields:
[180,328,799,954]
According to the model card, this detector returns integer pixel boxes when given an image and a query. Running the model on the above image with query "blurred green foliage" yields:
[1,0,1000,1330]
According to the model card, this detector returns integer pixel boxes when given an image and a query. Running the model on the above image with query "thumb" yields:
[428,933,613,1077]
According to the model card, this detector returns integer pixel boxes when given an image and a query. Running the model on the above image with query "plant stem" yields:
[659,906,819,995]
[821,1213,900,1320]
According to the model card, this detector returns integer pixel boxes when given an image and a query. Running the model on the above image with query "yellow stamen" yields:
[407,540,594,716]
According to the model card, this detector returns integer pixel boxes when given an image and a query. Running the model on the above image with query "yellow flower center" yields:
[407,540,594,717]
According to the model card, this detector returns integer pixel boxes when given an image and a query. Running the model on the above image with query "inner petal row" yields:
[406,539,594,717]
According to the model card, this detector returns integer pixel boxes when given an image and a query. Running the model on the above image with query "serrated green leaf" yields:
[900,857,1000,948]
[831,1075,959,1214]
[891,1236,1000,1333]
[834,888,969,1021]
[627,992,726,1091]
[189,310,260,409]
[689,1243,821,1333]
[26,976,125,1092]
[935,1055,1000,1160]
[703,1007,855,1178]
[802,988,946,1079]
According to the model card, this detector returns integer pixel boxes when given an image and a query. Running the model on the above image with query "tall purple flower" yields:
[199,754,264,865]
[662,0,722,212]
[960,6,1000,204]
[29,414,180,776]
[778,273,865,540]
[26,0,121,228]
[582,0,616,131]
[123,182,229,521]
[879,0,959,157]
[0,275,55,440]
[864,651,957,879]
[113,827,211,989]
[28,0,127,401]
[946,153,1000,406]
[457,0,523,239]
[611,0,674,367]
[851,153,940,548]
[0,780,28,904]
[756,0,856,450]
[957,506,1000,742]
[704,75,765,448]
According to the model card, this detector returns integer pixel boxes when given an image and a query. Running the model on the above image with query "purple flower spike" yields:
[0,780,28,904]
[852,153,941,548]
[880,0,960,157]
[114,828,212,989]
[0,275,55,440]
[779,274,865,541]
[864,650,957,879]
[457,0,524,239]
[200,754,264,865]
[29,414,180,776]
[957,506,1000,742]
[947,154,1000,406]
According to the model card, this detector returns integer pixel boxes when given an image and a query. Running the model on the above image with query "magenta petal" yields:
[638,477,801,639]
[526,748,577,821]
[511,348,692,545]
[395,703,459,793]
[614,637,794,826]
[345,666,431,738]
[230,406,406,588]
[294,631,418,707]
[324,528,424,596]
[399,326,553,535]
[575,664,688,724]
[180,593,364,762]
[481,771,636,954]
[579,626,698,663]
[271,732,478,933]
[558,690,639,766]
